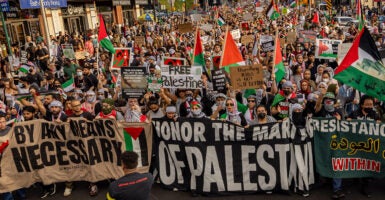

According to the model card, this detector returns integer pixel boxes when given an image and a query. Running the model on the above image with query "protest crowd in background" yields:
[1,0,385,200]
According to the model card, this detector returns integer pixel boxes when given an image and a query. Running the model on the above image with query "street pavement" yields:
[3,178,385,199]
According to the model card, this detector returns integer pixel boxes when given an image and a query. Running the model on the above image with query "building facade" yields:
[0,0,151,52]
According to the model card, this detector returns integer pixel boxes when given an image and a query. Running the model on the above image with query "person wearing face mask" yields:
[249,105,276,125]
[210,93,227,120]
[146,97,164,120]
[304,93,318,117]
[72,88,84,101]
[314,91,345,200]
[271,81,298,121]
[187,101,207,118]
[97,89,107,101]
[123,98,148,123]
[346,95,380,198]
[74,67,85,90]
[290,103,306,127]
[81,91,102,116]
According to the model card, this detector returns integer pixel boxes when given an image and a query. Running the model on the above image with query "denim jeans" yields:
[2,188,26,200]
[333,178,342,192]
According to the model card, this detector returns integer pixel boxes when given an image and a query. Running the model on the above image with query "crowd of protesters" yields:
[1,1,385,200]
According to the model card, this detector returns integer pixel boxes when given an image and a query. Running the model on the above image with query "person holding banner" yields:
[314,91,345,199]
[0,114,28,200]
[347,95,381,198]
[220,98,247,127]
[106,151,153,200]
[186,101,207,118]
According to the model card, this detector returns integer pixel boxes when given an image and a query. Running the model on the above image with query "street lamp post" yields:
[40,0,51,47]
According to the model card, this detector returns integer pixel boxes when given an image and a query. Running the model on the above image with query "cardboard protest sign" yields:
[298,30,317,43]
[243,13,253,21]
[162,57,186,66]
[121,67,147,98]
[0,119,153,193]
[49,44,58,57]
[337,43,352,64]
[212,69,227,93]
[315,39,342,59]
[230,29,241,40]
[111,48,131,70]
[160,65,203,89]
[61,44,75,60]
[178,23,193,33]
[241,35,254,45]
[280,38,286,47]
[75,51,86,60]
[286,31,297,44]
[229,65,264,90]
[134,36,146,47]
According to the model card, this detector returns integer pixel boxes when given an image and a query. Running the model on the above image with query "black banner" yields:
[153,118,314,194]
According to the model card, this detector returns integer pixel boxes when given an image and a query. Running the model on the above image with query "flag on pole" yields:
[61,77,75,92]
[217,13,226,26]
[266,0,280,20]
[289,0,297,8]
[357,0,364,31]
[193,29,205,66]
[220,29,245,72]
[274,35,285,83]
[334,27,385,101]
[98,15,115,54]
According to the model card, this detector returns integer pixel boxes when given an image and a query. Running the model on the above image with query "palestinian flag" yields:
[61,77,75,92]
[334,27,385,101]
[274,35,285,83]
[123,127,149,167]
[19,64,30,73]
[217,13,226,26]
[289,0,297,8]
[98,15,115,54]
[357,0,364,31]
[220,30,245,72]
[193,29,205,66]
[266,1,280,20]
[312,11,320,24]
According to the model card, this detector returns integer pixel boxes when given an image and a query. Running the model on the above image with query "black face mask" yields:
[306,101,316,114]
[283,90,291,96]
[292,112,306,126]
[363,108,373,113]
[258,113,266,119]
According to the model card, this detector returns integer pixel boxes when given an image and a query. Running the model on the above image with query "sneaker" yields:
[173,188,178,192]
[63,186,73,197]
[89,184,98,196]
[49,184,56,196]
[302,191,310,197]
[332,190,345,199]
[40,191,50,199]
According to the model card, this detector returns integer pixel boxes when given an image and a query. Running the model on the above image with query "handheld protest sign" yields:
[61,44,75,60]
[110,48,131,70]
[120,67,147,98]
[229,65,264,90]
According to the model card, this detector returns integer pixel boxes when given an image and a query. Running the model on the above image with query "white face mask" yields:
[323,78,329,83]
[77,72,83,76]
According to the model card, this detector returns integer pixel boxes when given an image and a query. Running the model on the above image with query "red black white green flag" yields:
[334,27,385,101]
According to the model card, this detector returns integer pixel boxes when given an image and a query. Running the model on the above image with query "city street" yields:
[6,178,385,200]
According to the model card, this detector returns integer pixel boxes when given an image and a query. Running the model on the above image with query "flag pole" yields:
[272,28,278,82]
[219,25,229,68]
[192,26,198,65]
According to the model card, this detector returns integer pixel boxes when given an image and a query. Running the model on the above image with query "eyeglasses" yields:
[247,100,255,103]
[226,103,234,106]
